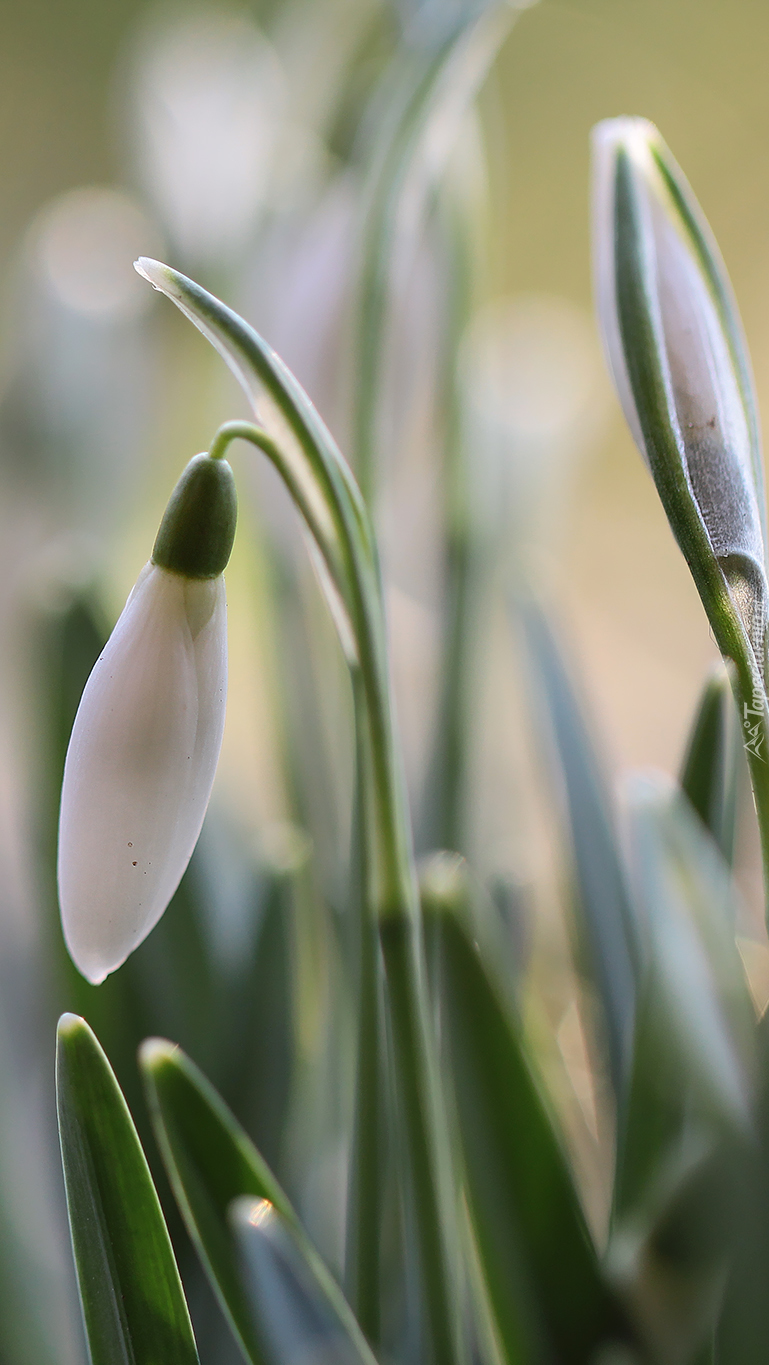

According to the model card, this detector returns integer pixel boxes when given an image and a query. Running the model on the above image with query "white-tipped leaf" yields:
[134,257,375,667]
[591,117,768,664]
[58,563,227,983]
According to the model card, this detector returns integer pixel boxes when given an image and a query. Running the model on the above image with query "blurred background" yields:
[0,0,767,1360]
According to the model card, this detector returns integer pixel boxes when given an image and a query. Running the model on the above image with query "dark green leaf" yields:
[680,667,740,866]
[617,775,753,1218]
[232,1198,375,1365]
[523,605,638,1103]
[424,872,632,1364]
[140,1039,370,1365]
[714,1010,769,1363]
[134,257,377,661]
[56,1014,199,1365]
[610,779,755,1360]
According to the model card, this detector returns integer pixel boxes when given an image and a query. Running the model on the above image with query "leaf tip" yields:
[134,257,174,293]
[419,851,467,917]
[138,1036,180,1075]
[230,1195,275,1232]
[57,1012,88,1043]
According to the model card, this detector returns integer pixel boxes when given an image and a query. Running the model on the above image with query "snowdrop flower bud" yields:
[592,117,768,666]
[58,452,237,984]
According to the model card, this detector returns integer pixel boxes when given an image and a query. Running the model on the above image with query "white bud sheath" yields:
[592,117,768,660]
[57,562,227,983]
[592,119,762,554]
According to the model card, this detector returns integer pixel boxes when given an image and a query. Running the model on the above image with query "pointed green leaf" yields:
[619,774,754,1213]
[610,779,756,1360]
[134,258,376,667]
[140,1039,371,1365]
[55,1014,199,1365]
[714,1009,769,1362]
[680,666,740,866]
[134,264,456,1365]
[422,867,632,1365]
[609,1135,741,1365]
[131,263,414,916]
[523,606,638,1103]
[232,1198,376,1365]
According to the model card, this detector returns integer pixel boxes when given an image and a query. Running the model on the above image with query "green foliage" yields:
[232,1196,376,1365]
[140,1038,374,1365]
[422,864,634,1364]
[680,668,741,866]
[10,16,769,1365]
[56,1015,199,1365]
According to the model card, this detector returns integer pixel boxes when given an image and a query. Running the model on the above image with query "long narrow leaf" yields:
[232,1197,374,1365]
[680,667,740,866]
[523,605,638,1104]
[140,1039,374,1365]
[618,775,754,1219]
[423,871,633,1364]
[134,256,377,649]
[714,1009,769,1362]
[56,1014,199,1365]
[611,778,756,1361]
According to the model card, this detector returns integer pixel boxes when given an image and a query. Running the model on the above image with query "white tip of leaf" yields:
[57,563,227,984]
[134,256,171,290]
[591,119,658,456]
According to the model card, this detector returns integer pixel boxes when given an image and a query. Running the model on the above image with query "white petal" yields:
[57,563,227,983]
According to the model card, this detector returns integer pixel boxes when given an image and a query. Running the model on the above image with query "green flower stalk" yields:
[135,259,463,1365]
[591,117,769,890]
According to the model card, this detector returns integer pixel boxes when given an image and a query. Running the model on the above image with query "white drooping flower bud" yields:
[591,117,768,668]
[57,453,237,984]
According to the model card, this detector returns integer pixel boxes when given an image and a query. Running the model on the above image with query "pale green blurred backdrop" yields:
[0,0,763,751]
[0,6,765,1349]
[0,0,767,911]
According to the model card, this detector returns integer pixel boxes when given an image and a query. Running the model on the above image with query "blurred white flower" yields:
[459,292,610,557]
[0,187,162,556]
[32,187,159,321]
[128,9,286,266]
[57,454,236,984]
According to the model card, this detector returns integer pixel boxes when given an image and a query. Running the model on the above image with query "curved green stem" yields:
[206,422,410,917]
[345,674,383,1343]
[137,254,462,1360]
[683,549,769,912]
[208,419,462,1365]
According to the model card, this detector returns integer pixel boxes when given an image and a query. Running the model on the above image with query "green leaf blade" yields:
[427,885,632,1364]
[56,1014,199,1365]
[140,1039,374,1365]
[680,666,740,866]
[232,1198,374,1365]
[610,779,756,1361]
[523,606,638,1103]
